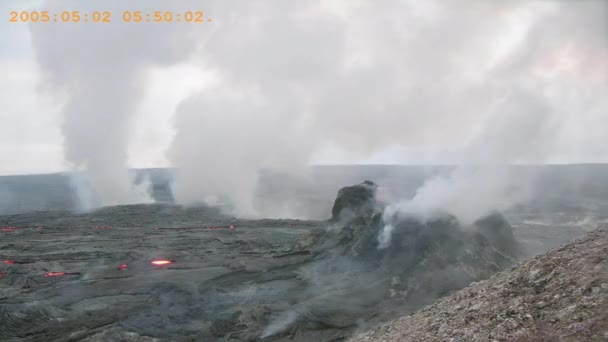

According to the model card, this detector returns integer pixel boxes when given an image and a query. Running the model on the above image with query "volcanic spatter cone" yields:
[310,181,521,303]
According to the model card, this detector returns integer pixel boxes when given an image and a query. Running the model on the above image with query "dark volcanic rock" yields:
[351,227,608,342]
[279,182,524,336]
[321,202,521,310]
[210,311,243,337]
[474,211,520,256]
[330,180,379,223]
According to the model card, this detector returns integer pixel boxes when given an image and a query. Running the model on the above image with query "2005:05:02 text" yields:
[9,11,210,23]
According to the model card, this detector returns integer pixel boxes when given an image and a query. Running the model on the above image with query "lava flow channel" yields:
[43,272,81,277]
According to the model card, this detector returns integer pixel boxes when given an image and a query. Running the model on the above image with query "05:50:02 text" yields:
[122,11,205,23]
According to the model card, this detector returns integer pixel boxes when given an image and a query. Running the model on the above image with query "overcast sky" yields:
[0,0,606,176]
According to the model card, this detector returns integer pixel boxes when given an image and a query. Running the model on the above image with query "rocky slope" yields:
[350,226,608,342]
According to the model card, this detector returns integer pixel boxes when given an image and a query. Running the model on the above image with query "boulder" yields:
[330,180,379,223]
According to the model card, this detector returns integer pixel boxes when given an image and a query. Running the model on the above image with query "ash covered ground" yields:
[351,227,608,342]
[1,170,606,341]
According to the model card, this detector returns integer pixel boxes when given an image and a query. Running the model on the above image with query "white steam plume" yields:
[260,310,299,339]
[29,0,199,209]
[68,172,95,213]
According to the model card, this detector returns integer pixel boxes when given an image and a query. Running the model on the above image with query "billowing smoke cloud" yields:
[27,0,607,216]
[169,0,607,217]
[29,0,200,209]
[377,0,607,246]
[380,90,554,232]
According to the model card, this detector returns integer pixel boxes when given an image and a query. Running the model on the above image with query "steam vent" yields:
[0,182,522,341]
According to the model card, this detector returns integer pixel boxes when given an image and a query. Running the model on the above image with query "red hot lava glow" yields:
[44,272,66,277]
[151,260,173,266]
[118,264,128,270]
[208,225,236,230]
[2,260,15,265]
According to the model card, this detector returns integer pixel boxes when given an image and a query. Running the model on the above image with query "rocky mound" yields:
[311,181,522,310]
[330,180,380,223]
[350,226,608,342]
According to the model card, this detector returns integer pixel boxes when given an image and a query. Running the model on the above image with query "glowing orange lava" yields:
[151,260,173,266]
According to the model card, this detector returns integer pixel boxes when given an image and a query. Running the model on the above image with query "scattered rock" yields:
[350,227,608,341]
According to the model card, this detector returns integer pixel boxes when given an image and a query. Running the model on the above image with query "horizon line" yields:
[2,163,608,177]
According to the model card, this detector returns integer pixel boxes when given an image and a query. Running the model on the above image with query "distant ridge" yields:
[2,165,608,218]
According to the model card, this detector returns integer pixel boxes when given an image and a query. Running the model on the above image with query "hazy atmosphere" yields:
[1,1,607,341]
